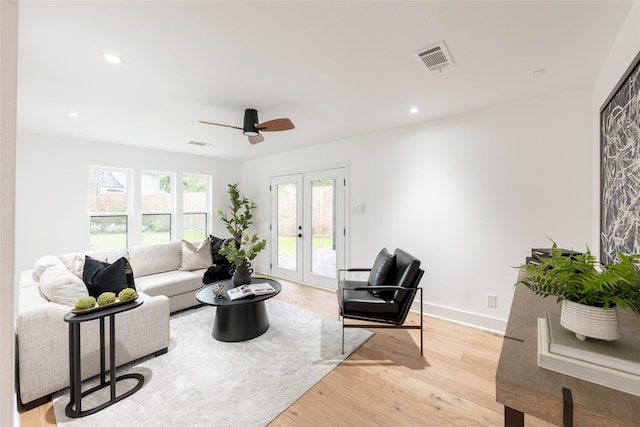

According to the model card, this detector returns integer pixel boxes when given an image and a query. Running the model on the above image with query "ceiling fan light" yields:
[243,108,259,137]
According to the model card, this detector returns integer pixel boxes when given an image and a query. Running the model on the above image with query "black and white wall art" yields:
[601,51,640,264]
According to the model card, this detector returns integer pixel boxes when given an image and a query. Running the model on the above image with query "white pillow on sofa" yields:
[70,254,85,278]
[39,266,89,306]
[33,255,66,281]
[180,237,212,271]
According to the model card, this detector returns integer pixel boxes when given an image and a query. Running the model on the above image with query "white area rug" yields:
[53,299,372,426]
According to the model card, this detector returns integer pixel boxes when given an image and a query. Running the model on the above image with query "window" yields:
[89,168,129,249]
[141,171,173,245]
[183,175,209,242]
[89,169,211,247]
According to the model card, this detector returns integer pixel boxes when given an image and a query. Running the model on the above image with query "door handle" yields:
[298,233,302,238]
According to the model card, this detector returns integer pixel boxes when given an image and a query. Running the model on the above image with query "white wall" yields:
[15,131,240,273]
[1,1,18,425]
[242,87,593,332]
[592,1,640,253]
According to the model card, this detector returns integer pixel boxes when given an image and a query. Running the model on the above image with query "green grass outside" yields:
[278,235,333,255]
[90,230,206,249]
[90,232,332,253]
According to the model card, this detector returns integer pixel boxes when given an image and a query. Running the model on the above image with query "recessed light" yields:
[410,107,419,114]
[104,53,124,64]
[67,112,80,118]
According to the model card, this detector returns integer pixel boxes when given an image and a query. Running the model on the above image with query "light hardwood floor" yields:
[20,278,554,427]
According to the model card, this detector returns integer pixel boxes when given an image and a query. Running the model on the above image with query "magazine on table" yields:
[227,282,276,300]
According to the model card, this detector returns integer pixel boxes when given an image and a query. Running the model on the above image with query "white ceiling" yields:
[16,1,634,160]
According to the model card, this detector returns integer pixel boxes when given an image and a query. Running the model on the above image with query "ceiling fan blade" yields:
[248,134,264,145]
[199,120,242,131]
[257,118,294,132]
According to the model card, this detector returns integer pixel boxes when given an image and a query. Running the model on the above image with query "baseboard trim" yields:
[258,271,507,335]
[411,301,507,335]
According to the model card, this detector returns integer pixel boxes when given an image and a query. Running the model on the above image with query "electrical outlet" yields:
[487,294,497,308]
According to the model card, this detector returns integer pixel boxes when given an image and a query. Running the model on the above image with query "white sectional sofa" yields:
[16,240,212,408]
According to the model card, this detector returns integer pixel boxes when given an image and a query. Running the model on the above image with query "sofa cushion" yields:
[134,270,203,298]
[180,237,213,271]
[39,266,89,306]
[129,242,182,277]
[367,248,396,300]
[82,256,136,298]
[33,255,66,281]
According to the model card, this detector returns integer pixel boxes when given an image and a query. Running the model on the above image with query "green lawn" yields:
[90,232,332,253]
[90,230,206,249]
[278,235,334,255]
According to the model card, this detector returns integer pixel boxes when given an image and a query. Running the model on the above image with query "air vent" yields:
[188,141,209,146]
[417,42,454,72]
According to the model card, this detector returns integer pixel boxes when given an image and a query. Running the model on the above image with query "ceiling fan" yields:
[200,108,294,144]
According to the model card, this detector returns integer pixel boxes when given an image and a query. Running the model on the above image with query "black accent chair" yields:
[337,248,424,354]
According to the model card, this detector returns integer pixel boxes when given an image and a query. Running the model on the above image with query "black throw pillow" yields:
[82,256,136,298]
[367,248,396,299]
[203,263,234,284]
[209,235,233,265]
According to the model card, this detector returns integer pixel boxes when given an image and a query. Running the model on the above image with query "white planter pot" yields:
[560,299,620,342]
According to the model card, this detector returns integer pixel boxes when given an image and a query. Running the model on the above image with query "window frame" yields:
[182,173,211,242]
[141,170,176,245]
[88,167,132,249]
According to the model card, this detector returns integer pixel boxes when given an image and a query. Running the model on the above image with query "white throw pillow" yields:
[180,237,213,271]
[33,255,66,281]
[39,266,89,306]
[70,254,85,278]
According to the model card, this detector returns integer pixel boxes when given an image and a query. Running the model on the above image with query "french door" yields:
[270,168,345,289]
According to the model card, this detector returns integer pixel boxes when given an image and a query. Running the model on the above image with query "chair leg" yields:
[341,316,345,355]
[420,288,424,355]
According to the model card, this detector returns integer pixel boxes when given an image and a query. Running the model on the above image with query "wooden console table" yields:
[496,270,640,427]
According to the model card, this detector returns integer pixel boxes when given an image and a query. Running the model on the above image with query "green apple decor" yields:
[75,296,97,311]
[97,292,116,306]
[118,288,137,302]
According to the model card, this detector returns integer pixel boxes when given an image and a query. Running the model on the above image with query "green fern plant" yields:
[216,183,256,239]
[218,234,267,267]
[516,241,640,314]
[216,183,266,266]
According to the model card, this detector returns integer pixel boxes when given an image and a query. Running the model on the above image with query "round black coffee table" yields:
[196,278,281,342]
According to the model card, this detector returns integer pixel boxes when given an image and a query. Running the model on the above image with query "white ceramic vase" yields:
[560,299,620,342]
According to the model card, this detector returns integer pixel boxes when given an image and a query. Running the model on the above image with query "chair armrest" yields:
[341,285,406,291]
[338,268,371,281]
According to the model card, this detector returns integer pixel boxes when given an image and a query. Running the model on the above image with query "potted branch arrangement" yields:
[517,241,640,342]
[216,183,267,287]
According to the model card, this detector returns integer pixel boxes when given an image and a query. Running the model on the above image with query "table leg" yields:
[110,314,116,401]
[213,301,269,342]
[100,317,105,384]
[505,406,524,427]
[67,323,82,417]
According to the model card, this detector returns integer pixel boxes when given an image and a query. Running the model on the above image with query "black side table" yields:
[63,298,144,418]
